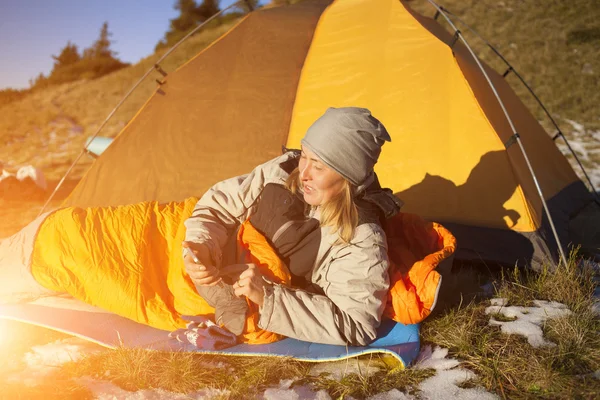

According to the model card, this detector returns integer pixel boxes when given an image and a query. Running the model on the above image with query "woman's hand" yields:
[182,241,222,286]
[222,263,266,307]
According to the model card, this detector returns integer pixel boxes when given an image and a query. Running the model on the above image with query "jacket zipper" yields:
[271,220,295,243]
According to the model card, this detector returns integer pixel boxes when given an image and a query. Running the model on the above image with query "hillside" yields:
[0,19,240,181]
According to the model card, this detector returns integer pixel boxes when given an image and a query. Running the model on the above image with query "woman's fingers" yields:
[232,265,265,306]
[182,241,213,266]
[232,265,258,291]
[186,261,221,285]
[233,279,254,298]
[184,256,221,286]
[188,271,222,286]
[233,276,251,290]
[184,256,205,270]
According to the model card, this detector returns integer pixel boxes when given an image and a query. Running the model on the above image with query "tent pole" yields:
[37,1,244,217]
[436,6,599,200]
[423,0,569,267]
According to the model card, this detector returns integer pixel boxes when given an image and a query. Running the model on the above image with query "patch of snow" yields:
[0,169,12,180]
[485,299,572,347]
[490,298,507,306]
[368,388,413,399]
[15,165,47,190]
[418,368,499,400]
[562,140,590,160]
[557,120,600,189]
[265,349,499,400]
[262,380,331,400]
[309,358,382,381]
[77,376,228,400]
[591,301,600,316]
[565,119,586,134]
[413,346,460,371]
[6,337,104,386]
[408,345,499,400]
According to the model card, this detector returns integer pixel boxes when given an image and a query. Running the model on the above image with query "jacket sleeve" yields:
[183,155,289,266]
[258,225,390,346]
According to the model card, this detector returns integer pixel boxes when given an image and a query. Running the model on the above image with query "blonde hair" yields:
[285,167,359,243]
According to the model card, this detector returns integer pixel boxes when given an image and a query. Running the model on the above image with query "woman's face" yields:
[299,146,345,206]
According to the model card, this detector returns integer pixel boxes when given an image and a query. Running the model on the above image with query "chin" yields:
[303,193,320,206]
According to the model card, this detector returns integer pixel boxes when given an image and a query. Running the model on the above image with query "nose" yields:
[299,163,310,181]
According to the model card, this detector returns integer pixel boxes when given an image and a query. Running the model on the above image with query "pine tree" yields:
[46,22,129,84]
[51,41,80,69]
[29,72,49,89]
[237,0,259,13]
[197,0,220,19]
[155,0,222,51]
[85,22,116,59]
[170,0,204,33]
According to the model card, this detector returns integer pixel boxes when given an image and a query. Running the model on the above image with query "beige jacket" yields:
[184,152,389,345]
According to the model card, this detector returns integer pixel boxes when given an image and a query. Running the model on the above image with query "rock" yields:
[0,167,47,201]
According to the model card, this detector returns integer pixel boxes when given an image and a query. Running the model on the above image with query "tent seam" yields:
[280,1,333,150]
[285,0,337,146]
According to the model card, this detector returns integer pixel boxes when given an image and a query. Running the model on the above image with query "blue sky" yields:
[0,0,249,90]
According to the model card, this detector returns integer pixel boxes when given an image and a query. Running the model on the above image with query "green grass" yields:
[420,252,600,399]
[66,350,310,398]
[309,363,435,399]
[2,252,597,399]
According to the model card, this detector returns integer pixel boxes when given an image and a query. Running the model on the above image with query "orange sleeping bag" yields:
[383,213,456,324]
[30,198,455,344]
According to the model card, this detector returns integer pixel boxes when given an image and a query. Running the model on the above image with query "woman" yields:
[182,107,402,346]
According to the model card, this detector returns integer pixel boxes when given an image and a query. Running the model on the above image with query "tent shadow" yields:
[394,150,537,311]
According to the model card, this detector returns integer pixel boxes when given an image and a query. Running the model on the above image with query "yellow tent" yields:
[62,0,594,267]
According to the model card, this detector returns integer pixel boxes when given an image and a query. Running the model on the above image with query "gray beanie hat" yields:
[300,107,391,186]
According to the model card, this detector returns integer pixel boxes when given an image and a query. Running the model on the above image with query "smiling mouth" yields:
[303,184,314,194]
